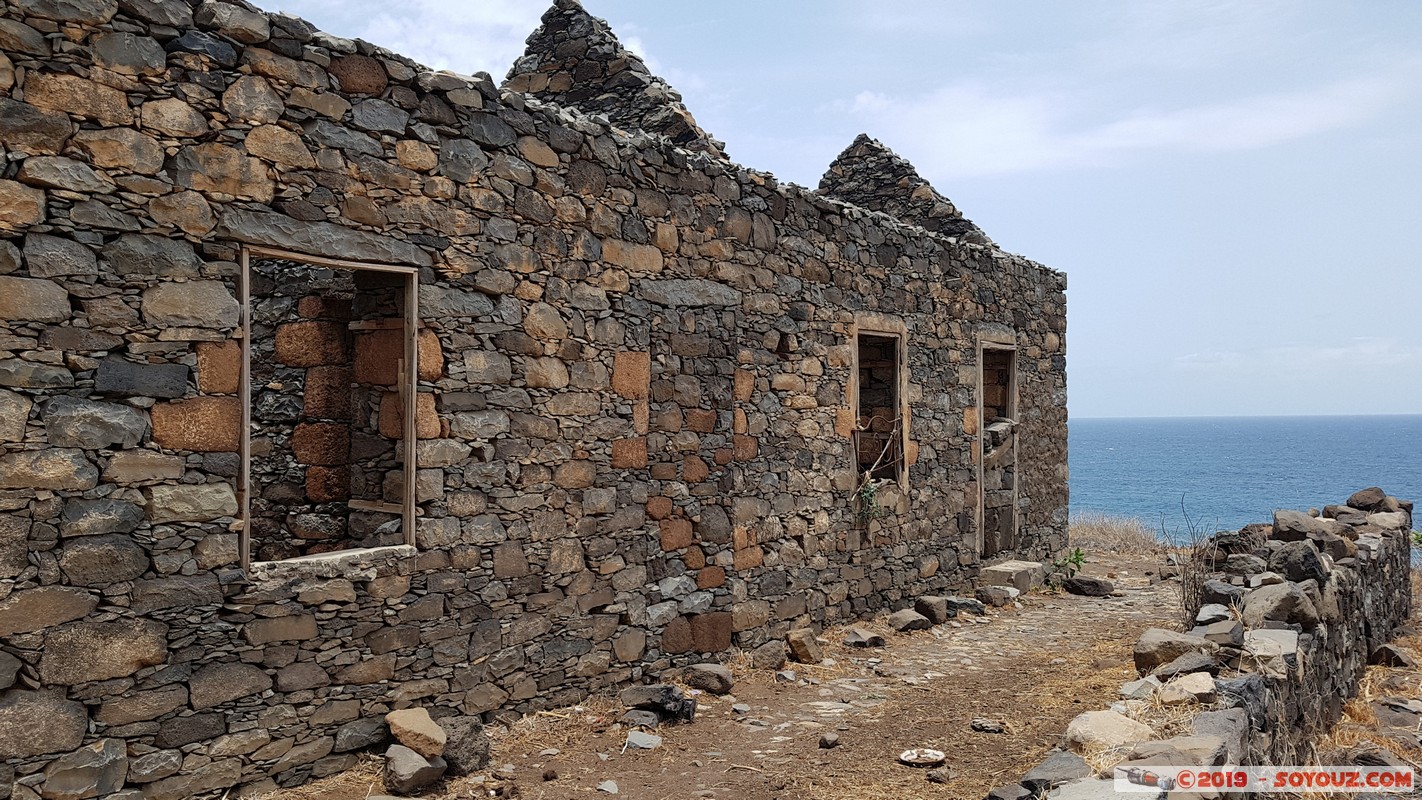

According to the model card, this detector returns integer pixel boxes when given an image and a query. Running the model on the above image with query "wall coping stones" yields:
[247,543,416,584]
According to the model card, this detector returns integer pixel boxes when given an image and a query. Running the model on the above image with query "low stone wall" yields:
[987,488,1415,799]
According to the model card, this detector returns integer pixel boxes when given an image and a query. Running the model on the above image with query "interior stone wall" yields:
[0,0,1068,796]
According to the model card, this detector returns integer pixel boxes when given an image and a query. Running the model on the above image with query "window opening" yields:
[239,247,419,567]
[855,332,902,482]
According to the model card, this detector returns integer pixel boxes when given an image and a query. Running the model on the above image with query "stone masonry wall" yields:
[0,0,1068,797]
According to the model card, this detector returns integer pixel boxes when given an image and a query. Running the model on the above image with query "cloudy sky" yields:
[269,0,1422,418]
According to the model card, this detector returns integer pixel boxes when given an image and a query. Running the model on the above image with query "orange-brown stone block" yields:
[303,366,353,420]
[690,612,733,653]
[733,434,757,461]
[733,409,748,435]
[610,437,647,469]
[836,407,856,438]
[713,448,733,466]
[658,519,692,551]
[734,547,763,570]
[291,422,350,466]
[684,546,706,569]
[354,328,443,384]
[611,351,650,399]
[733,369,754,402]
[697,566,726,589]
[645,496,673,520]
[298,295,352,320]
[376,392,439,439]
[649,463,677,481]
[683,456,709,483]
[733,526,758,552]
[151,397,240,452]
[306,466,350,502]
[662,616,694,654]
[275,321,349,367]
[195,340,240,395]
[684,409,716,433]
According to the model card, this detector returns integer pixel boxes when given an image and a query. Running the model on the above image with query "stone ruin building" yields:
[0,0,1067,795]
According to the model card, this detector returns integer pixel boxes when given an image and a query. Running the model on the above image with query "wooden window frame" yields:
[849,314,910,492]
[238,245,420,571]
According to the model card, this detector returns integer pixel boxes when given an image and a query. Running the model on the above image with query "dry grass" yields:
[1068,513,1166,556]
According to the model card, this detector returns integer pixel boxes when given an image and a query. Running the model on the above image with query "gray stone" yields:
[0,586,97,636]
[40,618,167,685]
[127,750,181,784]
[1133,627,1217,673]
[216,208,433,266]
[40,737,126,800]
[981,559,1046,592]
[43,396,147,449]
[1242,581,1319,629]
[0,359,73,389]
[1064,710,1154,754]
[438,138,489,183]
[0,449,97,490]
[1119,676,1160,700]
[145,484,238,523]
[304,120,382,156]
[70,200,140,232]
[945,595,987,615]
[1201,579,1246,606]
[0,516,28,579]
[131,574,223,612]
[189,662,273,709]
[0,276,70,322]
[91,31,166,75]
[386,708,446,759]
[104,234,202,277]
[0,690,87,759]
[24,235,97,282]
[465,113,516,148]
[1347,486,1388,510]
[914,595,955,624]
[167,30,236,67]
[842,626,885,647]
[0,18,50,56]
[194,1,269,43]
[1192,619,1244,647]
[136,758,239,800]
[222,75,283,123]
[94,358,189,399]
[888,608,932,631]
[17,157,113,194]
[1194,603,1231,625]
[625,730,661,750]
[1190,708,1249,764]
[976,585,1016,607]
[681,663,734,695]
[1152,650,1218,680]
[639,278,741,307]
[1371,644,1417,668]
[333,718,388,752]
[985,785,1031,800]
[383,745,446,795]
[16,0,117,25]
[59,534,148,587]
[0,240,18,274]
[1129,735,1228,767]
[0,651,19,689]
[1021,750,1092,793]
[0,388,31,442]
[1268,540,1329,584]
[1062,575,1114,596]
[597,780,619,794]
[0,99,72,155]
[61,498,144,537]
[141,281,239,329]
[436,716,489,776]
[352,99,409,134]
[749,639,787,670]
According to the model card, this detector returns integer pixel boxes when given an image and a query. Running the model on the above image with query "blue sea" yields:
[1069,415,1422,540]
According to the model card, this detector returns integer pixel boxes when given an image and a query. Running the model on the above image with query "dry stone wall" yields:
[989,490,1414,799]
[0,0,1067,797]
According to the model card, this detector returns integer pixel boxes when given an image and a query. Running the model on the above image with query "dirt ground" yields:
[266,554,1179,800]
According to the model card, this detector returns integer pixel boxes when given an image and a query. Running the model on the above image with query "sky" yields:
[268,0,1422,418]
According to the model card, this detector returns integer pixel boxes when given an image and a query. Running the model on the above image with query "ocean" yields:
[1068,415,1422,540]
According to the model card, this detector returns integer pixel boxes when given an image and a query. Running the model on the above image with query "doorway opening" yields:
[979,344,1017,557]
